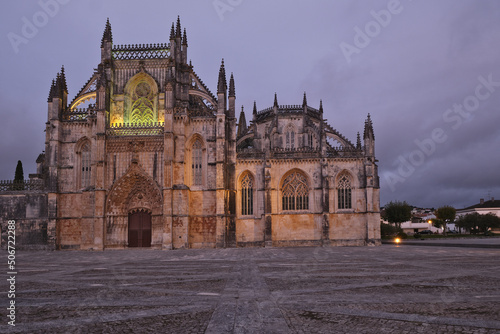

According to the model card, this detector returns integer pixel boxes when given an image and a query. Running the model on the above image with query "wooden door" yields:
[128,211,152,247]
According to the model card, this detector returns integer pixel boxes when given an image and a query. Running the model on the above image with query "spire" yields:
[170,22,175,40]
[273,93,278,108]
[363,113,374,140]
[47,79,56,102]
[59,65,67,93]
[229,73,235,97]
[101,18,112,47]
[356,132,362,149]
[176,16,182,38]
[217,59,227,94]
[53,72,62,98]
[302,91,307,107]
[253,101,257,115]
[237,106,248,138]
[182,28,188,46]
[319,100,323,114]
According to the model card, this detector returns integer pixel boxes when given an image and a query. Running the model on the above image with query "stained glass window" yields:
[282,172,309,211]
[241,174,253,215]
[338,174,352,209]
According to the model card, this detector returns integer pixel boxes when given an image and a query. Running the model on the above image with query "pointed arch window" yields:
[338,174,352,209]
[241,174,254,216]
[81,142,91,188]
[192,140,202,186]
[282,172,309,211]
[131,81,155,124]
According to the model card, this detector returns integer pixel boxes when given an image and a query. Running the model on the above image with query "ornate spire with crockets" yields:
[356,132,362,149]
[47,79,56,102]
[364,113,374,140]
[50,66,68,100]
[170,22,175,40]
[253,101,257,116]
[319,100,323,114]
[237,106,247,138]
[229,73,235,97]
[176,16,182,38]
[59,65,67,93]
[101,18,112,47]
[217,59,227,94]
[182,28,188,46]
[53,73,61,98]
[274,93,278,108]
[302,92,307,107]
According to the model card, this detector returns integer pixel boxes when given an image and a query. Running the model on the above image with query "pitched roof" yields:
[464,199,500,210]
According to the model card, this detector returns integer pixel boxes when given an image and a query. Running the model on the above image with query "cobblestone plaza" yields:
[2,244,500,333]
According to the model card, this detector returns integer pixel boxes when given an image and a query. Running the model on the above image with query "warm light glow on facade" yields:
[69,92,96,110]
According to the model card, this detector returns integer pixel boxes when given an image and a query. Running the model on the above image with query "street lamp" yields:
[428,219,432,233]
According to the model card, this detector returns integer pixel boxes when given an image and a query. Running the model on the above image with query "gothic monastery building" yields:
[0,18,380,250]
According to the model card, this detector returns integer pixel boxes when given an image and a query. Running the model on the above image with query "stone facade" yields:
[0,18,380,250]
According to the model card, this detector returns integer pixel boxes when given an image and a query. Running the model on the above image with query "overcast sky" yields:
[1,0,499,209]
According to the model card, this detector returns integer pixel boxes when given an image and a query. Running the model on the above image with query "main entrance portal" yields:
[128,210,152,247]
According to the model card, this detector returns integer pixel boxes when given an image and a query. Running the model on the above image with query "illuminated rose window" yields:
[131,81,154,124]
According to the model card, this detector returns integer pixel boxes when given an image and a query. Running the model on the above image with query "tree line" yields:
[382,200,500,235]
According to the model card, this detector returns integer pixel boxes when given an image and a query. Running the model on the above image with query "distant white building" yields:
[456,198,500,232]
[400,214,440,235]
[456,198,500,218]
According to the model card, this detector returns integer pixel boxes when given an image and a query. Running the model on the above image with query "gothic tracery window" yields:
[338,174,352,209]
[241,174,254,216]
[130,81,155,124]
[282,172,309,211]
[81,142,91,188]
[192,140,202,186]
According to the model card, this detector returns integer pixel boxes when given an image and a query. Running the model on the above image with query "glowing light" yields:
[69,92,96,110]
[395,238,401,244]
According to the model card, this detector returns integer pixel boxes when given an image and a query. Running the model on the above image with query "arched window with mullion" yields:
[241,174,254,216]
[192,140,202,186]
[282,171,309,211]
[81,142,91,188]
[338,174,352,209]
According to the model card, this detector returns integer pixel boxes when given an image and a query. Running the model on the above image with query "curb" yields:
[382,240,500,249]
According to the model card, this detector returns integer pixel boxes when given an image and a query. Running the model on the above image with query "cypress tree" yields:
[14,160,24,190]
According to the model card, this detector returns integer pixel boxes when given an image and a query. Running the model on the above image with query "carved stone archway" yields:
[105,163,162,248]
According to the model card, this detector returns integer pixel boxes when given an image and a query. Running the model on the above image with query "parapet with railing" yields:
[62,105,97,122]
[0,179,45,192]
[112,43,171,60]
[106,122,165,136]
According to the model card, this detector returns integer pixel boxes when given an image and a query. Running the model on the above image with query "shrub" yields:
[396,232,408,239]
[380,222,402,236]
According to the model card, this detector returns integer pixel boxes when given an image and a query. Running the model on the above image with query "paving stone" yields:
[1,245,500,333]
